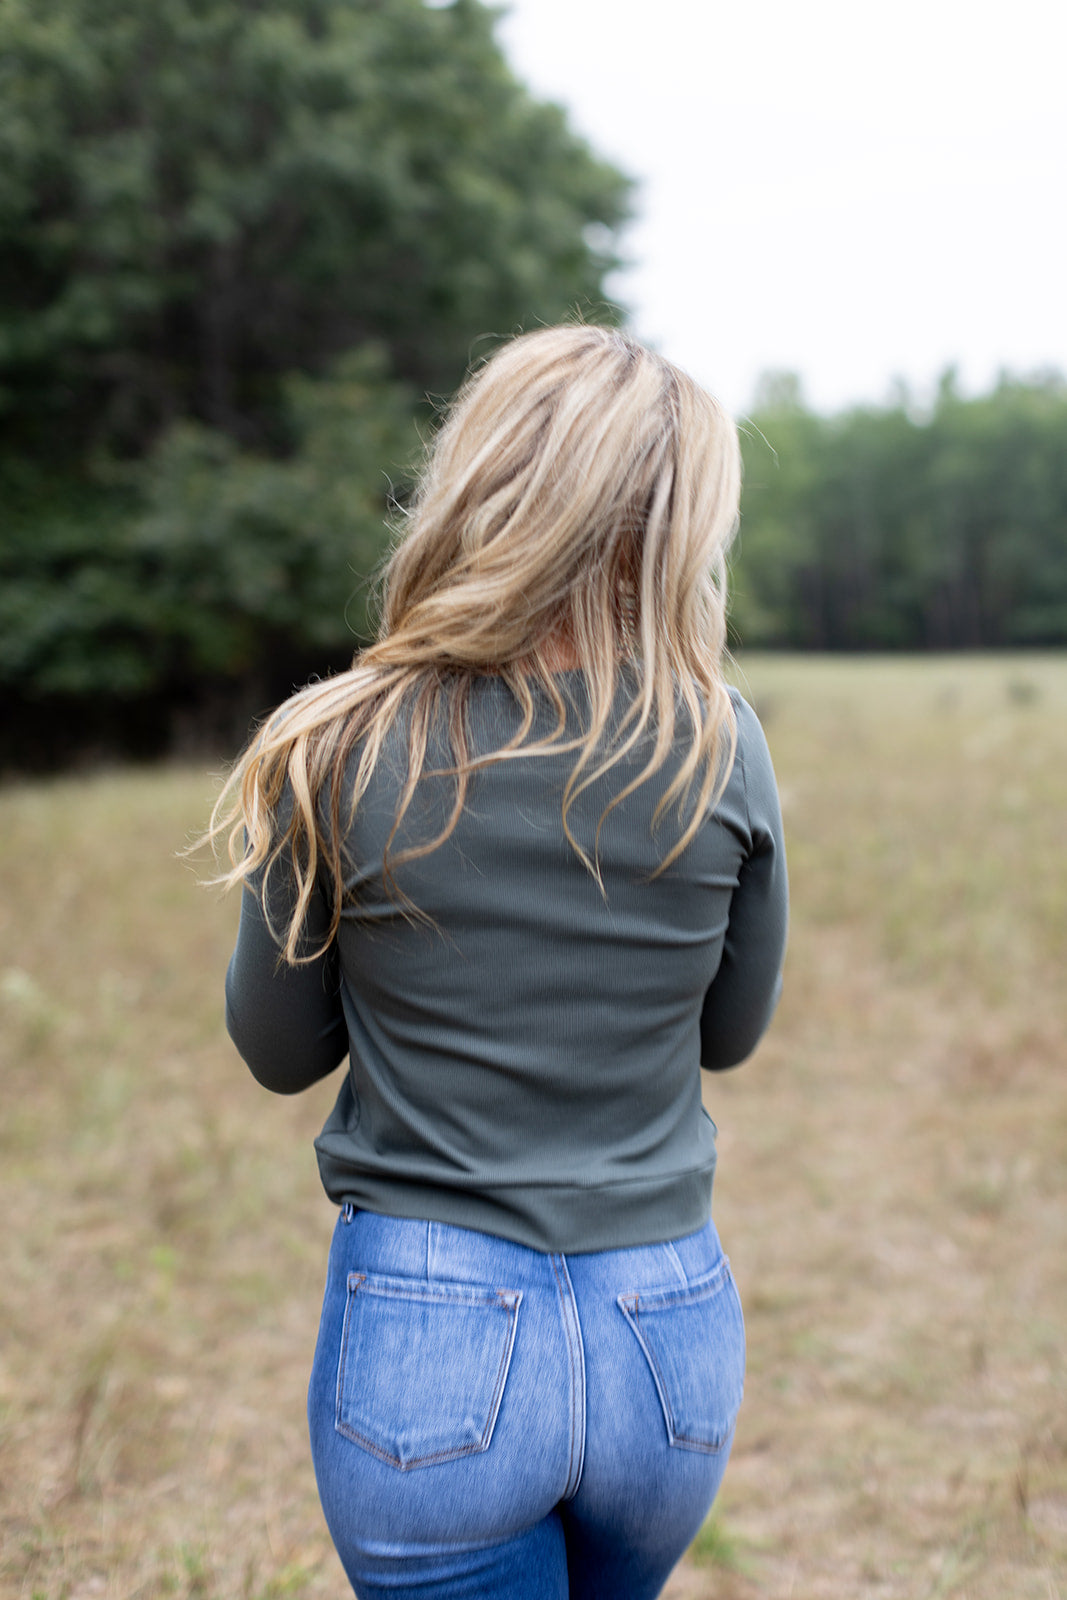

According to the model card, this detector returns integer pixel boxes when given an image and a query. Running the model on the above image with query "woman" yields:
[216,325,788,1599]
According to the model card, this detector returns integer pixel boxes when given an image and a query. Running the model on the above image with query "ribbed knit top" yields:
[225,674,788,1253]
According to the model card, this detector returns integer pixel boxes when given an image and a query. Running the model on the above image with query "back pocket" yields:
[335,1271,522,1470]
[617,1255,745,1453]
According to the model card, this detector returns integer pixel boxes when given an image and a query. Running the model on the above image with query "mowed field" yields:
[1,655,1065,1600]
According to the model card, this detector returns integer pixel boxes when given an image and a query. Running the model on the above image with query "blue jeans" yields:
[307,1208,745,1599]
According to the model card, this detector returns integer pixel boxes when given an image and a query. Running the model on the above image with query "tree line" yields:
[733,370,1067,652]
[0,0,630,765]
[2,1,1064,769]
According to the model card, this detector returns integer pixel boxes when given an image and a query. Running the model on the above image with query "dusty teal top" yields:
[225,675,788,1253]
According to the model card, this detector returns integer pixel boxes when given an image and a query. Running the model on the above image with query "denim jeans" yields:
[307,1208,745,1599]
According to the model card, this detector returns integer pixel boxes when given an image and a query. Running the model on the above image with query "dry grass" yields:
[2,655,1066,1600]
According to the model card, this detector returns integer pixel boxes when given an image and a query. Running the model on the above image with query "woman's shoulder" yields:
[724,686,781,827]
[726,685,766,740]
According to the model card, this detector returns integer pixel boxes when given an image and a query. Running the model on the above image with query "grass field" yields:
[2,655,1065,1600]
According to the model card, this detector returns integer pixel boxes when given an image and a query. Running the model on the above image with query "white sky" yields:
[490,0,1067,415]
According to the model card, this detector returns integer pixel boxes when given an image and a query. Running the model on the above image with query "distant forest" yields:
[0,0,629,765]
[2,0,1065,768]
[733,370,1067,653]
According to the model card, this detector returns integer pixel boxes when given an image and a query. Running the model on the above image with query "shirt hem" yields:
[315,1156,717,1255]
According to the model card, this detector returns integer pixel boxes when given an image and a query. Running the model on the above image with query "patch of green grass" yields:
[251,1565,322,1600]
[688,1511,747,1571]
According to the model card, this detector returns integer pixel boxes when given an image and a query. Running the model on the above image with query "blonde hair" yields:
[209,324,742,962]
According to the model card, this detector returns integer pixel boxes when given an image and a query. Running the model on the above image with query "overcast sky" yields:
[490,0,1067,415]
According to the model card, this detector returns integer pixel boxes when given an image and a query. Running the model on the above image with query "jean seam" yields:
[622,1256,730,1310]
[550,1253,586,1499]
[663,1241,688,1286]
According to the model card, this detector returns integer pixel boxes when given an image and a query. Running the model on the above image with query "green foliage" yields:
[0,0,631,759]
[0,465,148,696]
[732,371,1067,650]
[0,0,629,457]
[133,349,415,681]
[0,351,413,713]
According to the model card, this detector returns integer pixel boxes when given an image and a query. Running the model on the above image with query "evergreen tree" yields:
[0,0,631,761]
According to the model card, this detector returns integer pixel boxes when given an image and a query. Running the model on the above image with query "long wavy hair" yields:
[208,324,743,962]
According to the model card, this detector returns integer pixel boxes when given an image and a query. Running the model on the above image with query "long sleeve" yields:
[699,697,788,1071]
[225,857,349,1095]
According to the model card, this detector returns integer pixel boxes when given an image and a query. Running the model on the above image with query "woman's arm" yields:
[225,859,349,1095]
[700,697,789,1070]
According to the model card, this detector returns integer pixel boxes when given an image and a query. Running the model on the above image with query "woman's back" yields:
[227,673,786,1252]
